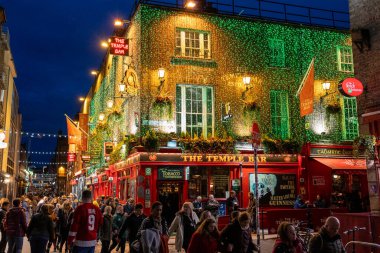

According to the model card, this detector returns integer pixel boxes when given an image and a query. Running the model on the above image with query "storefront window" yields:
[188,167,208,199]
[211,167,229,198]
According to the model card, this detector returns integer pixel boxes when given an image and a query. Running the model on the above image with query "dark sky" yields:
[0,0,348,163]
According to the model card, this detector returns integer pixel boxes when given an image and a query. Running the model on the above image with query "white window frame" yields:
[337,46,354,73]
[175,29,211,59]
[176,85,214,137]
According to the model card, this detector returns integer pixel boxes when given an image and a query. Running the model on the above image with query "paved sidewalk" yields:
[18,234,277,253]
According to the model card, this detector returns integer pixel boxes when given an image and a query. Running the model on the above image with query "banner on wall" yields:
[297,58,315,117]
[249,174,296,206]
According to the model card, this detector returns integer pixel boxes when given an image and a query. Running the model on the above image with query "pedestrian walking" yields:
[0,200,10,253]
[169,202,199,252]
[26,204,55,253]
[220,212,259,253]
[3,198,27,253]
[108,205,124,252]
[226,191,239,215]
[47,204,58,252]
[137,201,169,253]
[118,203,146,253]
[308,216,345,253]
[68,189,103,253]
[187,218,219,253]
[58,201,74,253]
[99,206,113,253]
[195,210,212,230]
[272,222,303,253]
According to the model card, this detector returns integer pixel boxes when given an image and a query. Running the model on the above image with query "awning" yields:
[314,158,366,170]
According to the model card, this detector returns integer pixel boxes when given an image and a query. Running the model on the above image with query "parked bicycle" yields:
[294,221,314,252]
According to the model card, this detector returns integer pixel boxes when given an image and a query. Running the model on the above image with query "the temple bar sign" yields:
[109,37,129,56]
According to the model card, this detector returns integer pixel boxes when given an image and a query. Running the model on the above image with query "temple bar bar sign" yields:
[109,37,129,56]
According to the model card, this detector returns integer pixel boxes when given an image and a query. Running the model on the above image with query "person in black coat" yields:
[57,201,74,253]
[220,212,258,253]
[26,204,55,253]
[118,203,146,253]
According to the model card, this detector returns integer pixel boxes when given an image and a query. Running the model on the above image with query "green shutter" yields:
[342,97,359,140]
[270,90,290,139]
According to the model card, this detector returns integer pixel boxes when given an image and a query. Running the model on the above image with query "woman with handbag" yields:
[169,202,199,252]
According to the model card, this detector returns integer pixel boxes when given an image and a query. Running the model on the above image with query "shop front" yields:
[113,162,136,203]
[304,143,368,211]
[115,152,302,223]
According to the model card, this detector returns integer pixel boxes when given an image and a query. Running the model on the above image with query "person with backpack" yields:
[26,204,55,253]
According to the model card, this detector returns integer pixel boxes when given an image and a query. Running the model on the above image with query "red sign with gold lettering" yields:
[339,78,364,97]
[109,36,129,56]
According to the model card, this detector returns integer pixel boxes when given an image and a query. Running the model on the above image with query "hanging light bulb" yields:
[106,99,114,109]
[99,113,106,121]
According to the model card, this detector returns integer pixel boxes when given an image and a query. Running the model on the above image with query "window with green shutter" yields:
[342,97,359,140]
[269,39,285,67]
[337,46,354,73]
[270,90,290,139]
[176,85,214,137]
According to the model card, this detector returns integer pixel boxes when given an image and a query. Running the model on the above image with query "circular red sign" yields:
[251,122,261,147]
[339,78,364,97]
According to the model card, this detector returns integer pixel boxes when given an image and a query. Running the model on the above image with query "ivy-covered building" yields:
[76,2,367,219]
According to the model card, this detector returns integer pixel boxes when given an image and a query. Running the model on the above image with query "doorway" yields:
[158,182,182,225]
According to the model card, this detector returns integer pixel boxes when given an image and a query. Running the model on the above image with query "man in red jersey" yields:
[68,190,103,253]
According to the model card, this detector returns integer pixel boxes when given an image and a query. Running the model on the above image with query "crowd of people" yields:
[0,190,347,253]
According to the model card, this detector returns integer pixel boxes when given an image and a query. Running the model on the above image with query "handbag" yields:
[131,239,140,252]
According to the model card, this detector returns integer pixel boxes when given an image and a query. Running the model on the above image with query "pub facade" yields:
[74,1,363,221]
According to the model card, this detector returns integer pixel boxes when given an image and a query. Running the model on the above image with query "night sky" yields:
[0,0,348,163]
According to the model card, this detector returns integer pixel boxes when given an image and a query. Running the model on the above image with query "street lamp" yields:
[320,81,333,103]
[0,131,7,149]
[158,68,165,93]
[242,76,253,99]
[184,0,197,8]
[101,41,109,48]
[91,70,98,76]
[99,113,106,122]
[79,97,85,102]
[114,19,130,27]
[106,99,114,109]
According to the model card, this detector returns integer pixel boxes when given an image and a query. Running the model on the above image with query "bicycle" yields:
[294,221,314,252]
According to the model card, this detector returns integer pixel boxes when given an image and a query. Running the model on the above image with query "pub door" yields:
[158,182,183,225]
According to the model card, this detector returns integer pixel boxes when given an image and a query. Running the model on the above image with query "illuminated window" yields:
[270,90,290,139]
[175,29,210,59]
[337,46,354,73]
[342,97,359,140]
[269,39,285,67]
[176,85,214,137]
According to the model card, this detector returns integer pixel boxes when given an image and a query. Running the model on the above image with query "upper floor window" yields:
[175,29,211,59]
[270,90,290,139]
[269,39,285,67]
[337,46,354,72]
[176,85,214,137]
[342,97,359,140]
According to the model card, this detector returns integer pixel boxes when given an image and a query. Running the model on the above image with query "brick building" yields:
[349,0,380,213]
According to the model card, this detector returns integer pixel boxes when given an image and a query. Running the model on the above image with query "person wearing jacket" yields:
[118,203,146,253]
[308,216,345,253]
[187,218,219,253]
[272,222,303,253]
[169,202,199,252]
[137,201,169,253]
[108,205,125,252]
[0,200,10,253]
[26,204,55,253]
[4,198,27,253]
[57,201,74,253]
[100,206,113,253]
[226,191,239,215]
[220,212,259,253]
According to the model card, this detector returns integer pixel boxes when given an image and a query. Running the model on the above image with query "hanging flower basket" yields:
[152,96,173,119]
[326,103,341,114]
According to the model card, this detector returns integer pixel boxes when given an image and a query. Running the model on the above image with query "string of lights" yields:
[2,130,82,139]
[20,161,67,165]
[18,150,69,155]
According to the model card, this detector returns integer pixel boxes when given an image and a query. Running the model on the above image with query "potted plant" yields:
[142,129,159,152]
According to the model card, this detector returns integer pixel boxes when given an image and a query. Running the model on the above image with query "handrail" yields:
[345,241,380,250]
[132,0,349,29]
